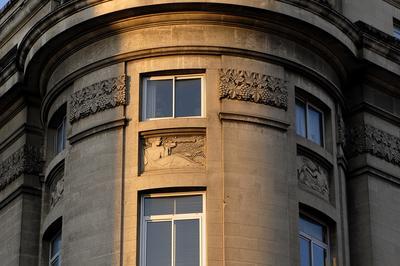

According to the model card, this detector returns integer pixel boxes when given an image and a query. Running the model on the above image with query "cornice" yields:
[383,0,400,9]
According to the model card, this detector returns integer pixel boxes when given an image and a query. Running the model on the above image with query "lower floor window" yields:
[50,231,61,266]
[140,193,205,266]
[299,216,328,266]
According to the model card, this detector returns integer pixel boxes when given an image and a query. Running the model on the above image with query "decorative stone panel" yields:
[297,155,329,200]
[0,145,43,191]
[50,178,64,208]
[69,75,127,123]
[142,135,205,171]
[337,114,346,146]
[347,123,400,167]
[219,69,288,110]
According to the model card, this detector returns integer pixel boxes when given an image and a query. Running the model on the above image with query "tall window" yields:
[49,231,62,266]
[299,216,329,266]
[140,193,205,266]
[0,0,9,9]
[141,75,204,120]
[296,99,324,146]
[55,116,66,154]
[394,21,400,39]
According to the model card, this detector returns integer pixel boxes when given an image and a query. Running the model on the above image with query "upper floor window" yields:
[140,193,205,266]
[0,0,9,9]
[299,216,329,266]
[141,75,204,120]
[55,116,66,154]
[47,104,67,159]
[296,99,324,146]
[394,20,400,39]
[50,231,62,266]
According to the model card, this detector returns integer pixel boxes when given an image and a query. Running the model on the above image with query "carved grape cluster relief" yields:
[297,155,329,200]
[219,69,288,110]
[347,123,400,166]
[0,145,43,191]
[69,75,127,123]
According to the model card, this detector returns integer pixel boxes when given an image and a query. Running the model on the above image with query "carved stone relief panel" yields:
[142,135,205,172]
[219,68,288,110]
[0,145,42,191]
[69,75,127,123]
[297,155,329,200]
[50,178,64,208]
[347,123,400,167]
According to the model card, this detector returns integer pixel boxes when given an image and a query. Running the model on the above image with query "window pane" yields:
[51,257,60,266]
[56,120,65,154]
[144,197,174,216]
[394,26,400,39]
[307,106,323,145]
[51,233,61,257]
[299,217,324,242]
[146,221,172,266]
[175,78,201,117]
[144,79,173,119]
[300,237,311,266]
[175,195,203,214]
[296,100,306,137]
[175,219,200,266]
[313,244,326,266]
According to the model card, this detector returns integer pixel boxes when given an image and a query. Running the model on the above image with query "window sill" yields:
[138,117,207,133]
[296,136,333,166]
[44,149,66,182]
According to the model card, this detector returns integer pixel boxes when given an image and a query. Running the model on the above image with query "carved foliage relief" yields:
[69,75,127,123]
[219,69,288,110]
[297,155,329,200]
[142,135,205,171]
[0,145,42,191]
[347,123,400,166]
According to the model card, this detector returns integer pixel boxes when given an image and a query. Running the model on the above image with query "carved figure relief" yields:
[347,123,400,167]
[219,68,288,110]
[0,145,42,191]
[50,178,64,208]
[143,135,205,171]
[69,75,127,123]
[297,155,329,200]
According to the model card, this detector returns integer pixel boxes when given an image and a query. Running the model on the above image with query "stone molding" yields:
[297,155,329,200]
[69,75,127,123]
[0,145,42,191]
[347,123,400,167]
[219,69,288,110]
[142,135,205,172]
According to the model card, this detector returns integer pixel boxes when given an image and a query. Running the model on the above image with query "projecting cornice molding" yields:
[347,123,400,167]
[69,75,127,123]
[0,145,43,191]
[219,69,288,110]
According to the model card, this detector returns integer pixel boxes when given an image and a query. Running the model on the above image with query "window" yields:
[140,193,205,266]
[299,216,329,266]
[296,99,324,146]
[394,21,400,39]
[141,75,204,120]
[49,231,61,266]
[0,0,9,9]
[55,116,66,154]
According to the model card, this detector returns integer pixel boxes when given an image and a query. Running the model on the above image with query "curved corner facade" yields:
[1,1,400,266]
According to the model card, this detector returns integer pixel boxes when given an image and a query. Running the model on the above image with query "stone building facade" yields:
[0,0,400,265]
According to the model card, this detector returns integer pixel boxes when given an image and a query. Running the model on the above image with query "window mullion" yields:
[172,218,176,266]
[172,77,176,118]
[310,241,314,266]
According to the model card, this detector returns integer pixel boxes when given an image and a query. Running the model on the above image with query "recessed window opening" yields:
[394,19,400,39]
[49,231,62,266]
[141,75,204,120]
[140,193,206,266]
[296,98,324,147]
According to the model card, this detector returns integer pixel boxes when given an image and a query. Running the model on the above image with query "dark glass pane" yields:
[300,237,311,266]
[146,221,172,266]
[51,257,60,266]
[299,217,325,242]
[144,197,174,216]
[56,120,65,153]
[51,233,61,257]
[307,106,323,145]
[144,79,173,119]
[296,100,306,137]
[313,244,326,266]
[175,78,201,117]
[175,219,200,266]
[175,195,203,214]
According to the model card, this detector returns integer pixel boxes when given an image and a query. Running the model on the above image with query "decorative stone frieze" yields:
[50,178,64,208]
[0,145,42,191]
[69,75,127,123]
[297,155,329,200]
[347,123,400,167]
[337,115,346,145]
[142,135,205,171]
[219,69,288,110]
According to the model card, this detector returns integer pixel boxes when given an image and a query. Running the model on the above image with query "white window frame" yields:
[140,192,206,266]
[54,116,66,154]
[141,74,205,121]
[299,215,330,266]
[49,231,61,266]
[296,98,325,147]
